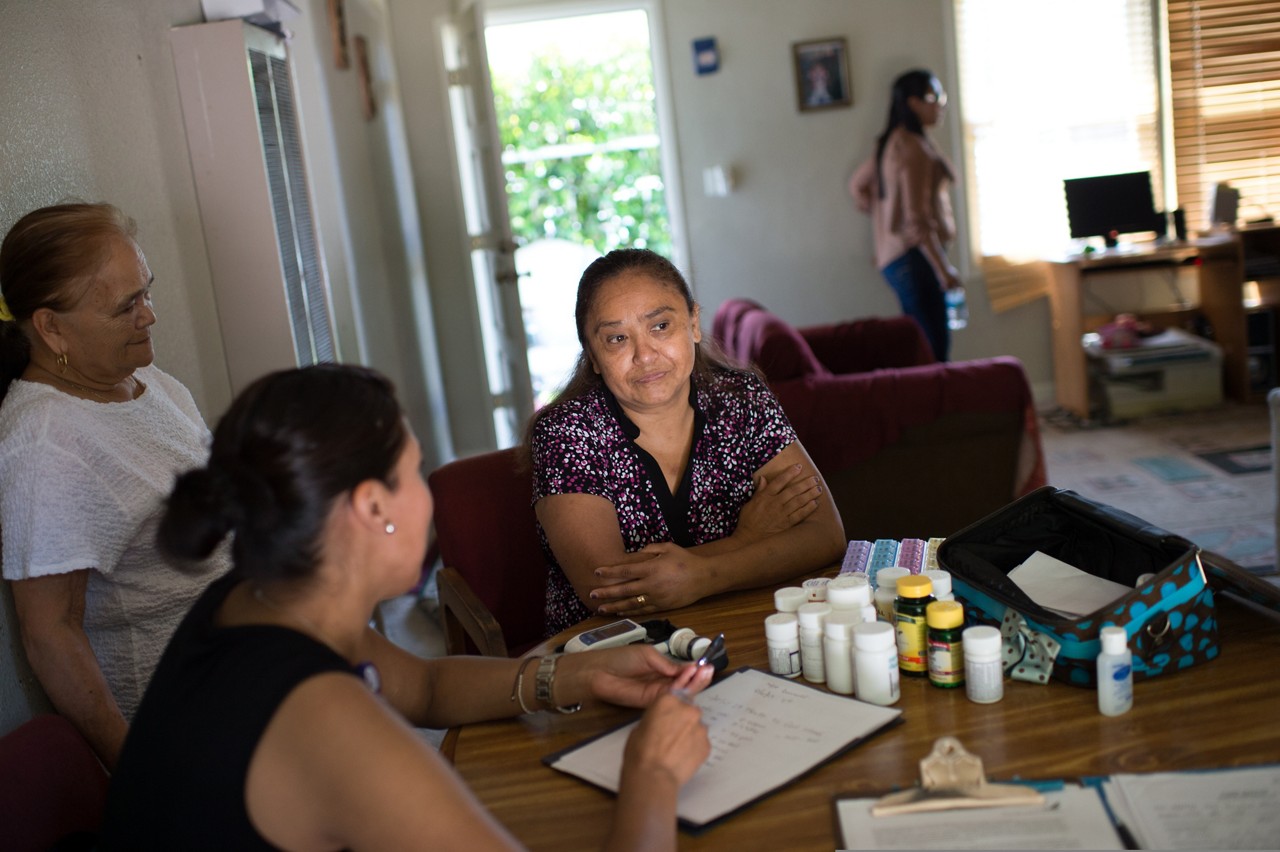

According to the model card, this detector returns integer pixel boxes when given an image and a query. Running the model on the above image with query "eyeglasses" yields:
[923,90,949,107]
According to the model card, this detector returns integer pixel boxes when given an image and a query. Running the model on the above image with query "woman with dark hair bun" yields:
[850,69,961,362]
[101,364,712,852]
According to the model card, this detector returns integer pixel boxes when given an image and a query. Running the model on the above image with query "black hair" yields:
[874,69,937,199]
[158,364,407,583]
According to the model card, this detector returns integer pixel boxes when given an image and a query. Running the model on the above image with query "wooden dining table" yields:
[449,579,1280,850]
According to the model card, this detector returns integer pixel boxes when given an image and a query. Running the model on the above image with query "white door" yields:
[445,1,685,435]
[442,2,535,448]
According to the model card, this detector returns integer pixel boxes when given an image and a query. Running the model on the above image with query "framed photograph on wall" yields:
[793,38,851,112]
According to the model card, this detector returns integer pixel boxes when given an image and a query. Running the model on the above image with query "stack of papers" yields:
[1104,766,1280,850]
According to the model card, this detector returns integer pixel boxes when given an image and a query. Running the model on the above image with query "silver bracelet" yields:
[511,656,538,715]
[535,653,582,715]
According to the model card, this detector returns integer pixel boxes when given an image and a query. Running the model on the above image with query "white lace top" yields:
[0,365,227,717]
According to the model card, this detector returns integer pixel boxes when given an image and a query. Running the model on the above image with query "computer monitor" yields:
[1063,171,1162,248]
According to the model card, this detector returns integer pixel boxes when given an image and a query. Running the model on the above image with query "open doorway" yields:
[484,3,683,409]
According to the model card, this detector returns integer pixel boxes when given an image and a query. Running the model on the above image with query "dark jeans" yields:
[881,248,949,362]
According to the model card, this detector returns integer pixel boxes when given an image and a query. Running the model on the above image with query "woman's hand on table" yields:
[590,543,709,616]
[569,644,713,709]
[734,463,821,543]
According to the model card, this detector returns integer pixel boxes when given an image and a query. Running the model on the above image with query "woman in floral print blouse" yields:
[529,249,846,636]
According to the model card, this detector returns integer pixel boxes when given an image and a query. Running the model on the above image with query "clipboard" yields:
[870,736,1044,815]
[833,739,1128,850]
[543,667,902,834]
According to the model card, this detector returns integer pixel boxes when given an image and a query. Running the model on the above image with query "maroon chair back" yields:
[711,298,828,380]
[0,715,109,851]
[428,447,547,656]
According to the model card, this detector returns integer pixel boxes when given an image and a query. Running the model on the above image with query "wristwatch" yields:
[535,653,582,714]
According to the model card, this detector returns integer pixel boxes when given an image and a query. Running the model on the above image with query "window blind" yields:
[955,0,1163,263]
[1168,0,1280,232]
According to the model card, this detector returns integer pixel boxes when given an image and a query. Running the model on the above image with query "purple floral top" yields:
[531,368,797,636]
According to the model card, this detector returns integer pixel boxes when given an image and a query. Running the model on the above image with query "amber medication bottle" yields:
[894,575,934,676]
[926,600,965,688]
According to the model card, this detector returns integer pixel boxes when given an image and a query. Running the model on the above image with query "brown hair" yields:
[519,248,742,465]
[0,202,138,399]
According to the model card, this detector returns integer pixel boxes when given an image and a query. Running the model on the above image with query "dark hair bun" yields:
[157,364,406,583]
[158,467,238,562]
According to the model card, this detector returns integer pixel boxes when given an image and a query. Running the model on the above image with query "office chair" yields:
[428,447,549,659]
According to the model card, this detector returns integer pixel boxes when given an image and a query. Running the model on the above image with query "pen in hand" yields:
[696,633,725,668]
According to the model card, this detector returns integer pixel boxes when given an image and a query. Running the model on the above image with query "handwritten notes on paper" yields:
[1105,766,1280,850]
[547,668,901,828]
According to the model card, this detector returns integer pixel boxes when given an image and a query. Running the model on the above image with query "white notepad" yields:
[545,668,901,830]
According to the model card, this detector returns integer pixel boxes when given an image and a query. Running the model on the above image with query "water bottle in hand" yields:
[945,287,968,330]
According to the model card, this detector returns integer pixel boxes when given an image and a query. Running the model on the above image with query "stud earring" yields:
[385,522,396,535]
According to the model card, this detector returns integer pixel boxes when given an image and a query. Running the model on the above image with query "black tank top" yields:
[100,570,357,850]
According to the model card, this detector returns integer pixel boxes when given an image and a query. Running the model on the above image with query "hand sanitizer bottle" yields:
[1096,626,1133,716]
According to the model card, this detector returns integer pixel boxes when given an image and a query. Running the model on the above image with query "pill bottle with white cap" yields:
[853,621,900,705]
[797,602,831,683]
[873,566,911,622]
[923,569,954,602]
[822,611,860,694]
[773,586,807,613]
[764,613,802,678]
[963,625,1003,704]
[827,574,872,613]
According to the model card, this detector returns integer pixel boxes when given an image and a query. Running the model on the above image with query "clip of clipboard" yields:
[870,736,1044,816]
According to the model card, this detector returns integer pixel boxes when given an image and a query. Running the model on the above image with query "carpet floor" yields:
[1039,401,1275,578]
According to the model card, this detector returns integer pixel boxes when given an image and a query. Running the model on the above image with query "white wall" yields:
[659,0,1052,387]
[0,0,233,416]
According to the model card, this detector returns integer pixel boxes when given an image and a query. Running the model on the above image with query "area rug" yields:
[1039,403,1275,577]
[1196,445,1271,476]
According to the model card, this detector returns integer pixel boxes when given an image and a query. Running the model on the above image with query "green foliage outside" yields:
[489,42,672,257]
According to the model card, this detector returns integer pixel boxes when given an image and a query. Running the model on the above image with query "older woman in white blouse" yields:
[0,202,225,768]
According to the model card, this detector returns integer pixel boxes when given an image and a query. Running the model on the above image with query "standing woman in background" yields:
[850,69,960,362]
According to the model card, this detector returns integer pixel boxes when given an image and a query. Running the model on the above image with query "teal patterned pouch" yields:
[939,487,1218,688]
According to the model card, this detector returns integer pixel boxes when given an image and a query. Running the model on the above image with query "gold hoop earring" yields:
[56,352,68,373]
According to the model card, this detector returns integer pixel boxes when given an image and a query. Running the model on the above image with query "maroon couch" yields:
[712,298,1046,540]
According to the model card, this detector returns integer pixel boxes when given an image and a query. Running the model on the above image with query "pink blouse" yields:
[850,126,957,270]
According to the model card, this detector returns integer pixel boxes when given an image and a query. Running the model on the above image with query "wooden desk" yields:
[1047,236,1244,418]
[450,584,1280,850]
